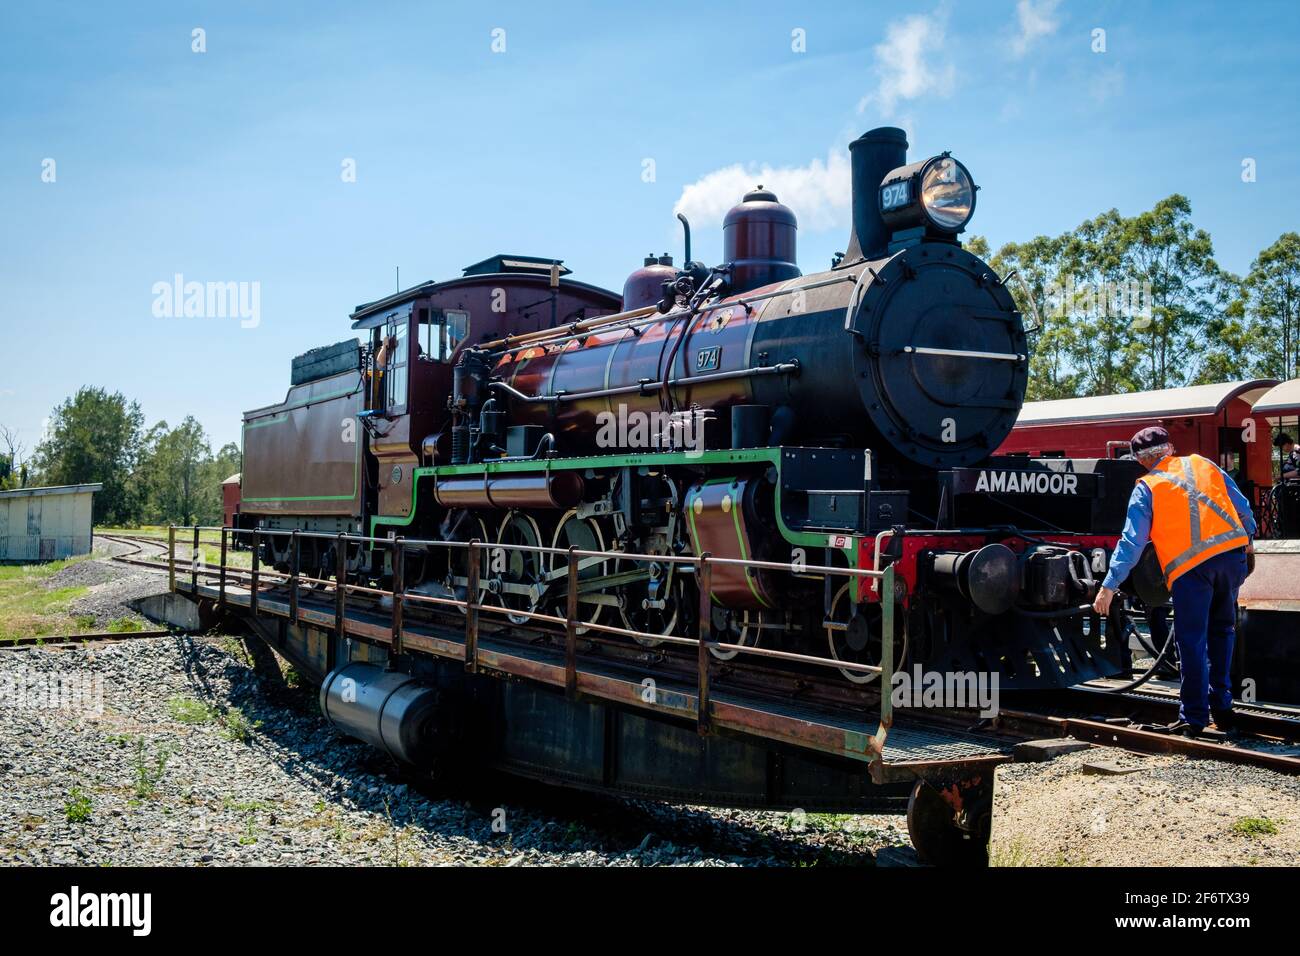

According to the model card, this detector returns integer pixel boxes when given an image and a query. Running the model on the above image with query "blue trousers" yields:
[1170,548,1248,727]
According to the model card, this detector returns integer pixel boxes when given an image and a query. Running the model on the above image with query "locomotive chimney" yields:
[842,126,908,264]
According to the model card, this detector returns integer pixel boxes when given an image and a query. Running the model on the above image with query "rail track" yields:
[0,629,173,652]
[98,532,178,571]
[1063,684,1300,740]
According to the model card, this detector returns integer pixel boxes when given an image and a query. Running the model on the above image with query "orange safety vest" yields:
[1140,454,1249,586]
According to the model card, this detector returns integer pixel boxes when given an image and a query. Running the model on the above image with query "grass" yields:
[989,840,1074,867]
[221,635,253,666]
[0,557,92,642]
[166,694,261,745]
[106,616,145,633]
[220,706,262,743]
[1231,816,1280,838]
[166,695,218,725]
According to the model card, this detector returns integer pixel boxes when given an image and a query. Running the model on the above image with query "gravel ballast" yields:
[36,538,165,630]
[0,635,908,867]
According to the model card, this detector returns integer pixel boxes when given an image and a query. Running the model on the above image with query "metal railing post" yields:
[391,538,405,658]
[167,525,176,592]
[331,533,346,673]
[465,540,481,673]
[250,528,260,616]
[564,545,579,699]
[880,563,895,730]
[218,527,228,610]
[289,530,300,624]
[696,553,713,736]
[191,525,200,591]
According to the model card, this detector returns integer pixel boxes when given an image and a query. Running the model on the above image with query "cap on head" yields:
[1130,426,1172,458]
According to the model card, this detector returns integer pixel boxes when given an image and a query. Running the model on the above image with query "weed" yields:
[1232,816,1280,838]
[132,738,172,799]
[64,787,93,823]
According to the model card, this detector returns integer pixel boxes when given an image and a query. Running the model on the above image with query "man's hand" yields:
[1246,540,1255,555]
[1093,585,1116,616]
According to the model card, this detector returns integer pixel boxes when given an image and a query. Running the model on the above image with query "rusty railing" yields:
[167,524,896,742]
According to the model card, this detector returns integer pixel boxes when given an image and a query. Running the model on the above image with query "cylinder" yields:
[433,471,584,509]
[319,663,445,766]
[928,543,1020,615]
[722,186,800,294]
[844,127,909,262]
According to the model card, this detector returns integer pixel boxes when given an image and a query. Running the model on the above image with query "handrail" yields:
[168,524,897,751]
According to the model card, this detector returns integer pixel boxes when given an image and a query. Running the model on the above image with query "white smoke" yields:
[857,11,954,117]
[672,148,852,233]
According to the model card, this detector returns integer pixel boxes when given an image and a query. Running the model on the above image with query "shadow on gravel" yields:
[171,630,887,866]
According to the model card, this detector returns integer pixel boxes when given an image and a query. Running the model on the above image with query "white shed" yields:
[0,483,103,562]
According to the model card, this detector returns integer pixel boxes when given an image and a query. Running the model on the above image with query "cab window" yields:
[418,309,471,362]
[385,315,408,412]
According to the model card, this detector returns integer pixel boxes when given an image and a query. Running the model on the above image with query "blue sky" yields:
[1,0,1297,454]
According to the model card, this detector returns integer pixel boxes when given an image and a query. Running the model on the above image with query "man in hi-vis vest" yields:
[1093,426,1256,737]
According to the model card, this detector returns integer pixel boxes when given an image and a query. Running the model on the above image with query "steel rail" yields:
[1,629,172,649]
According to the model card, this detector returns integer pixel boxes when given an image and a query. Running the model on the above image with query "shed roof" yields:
[1252,378,1300,417]
[0,482,103,500]
[222,472,242,485]
[1015,380,1278,427]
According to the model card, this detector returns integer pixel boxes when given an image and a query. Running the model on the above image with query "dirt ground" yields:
[990,746,1299,866]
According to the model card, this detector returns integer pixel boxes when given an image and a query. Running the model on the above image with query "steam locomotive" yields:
[240,126,1143,690]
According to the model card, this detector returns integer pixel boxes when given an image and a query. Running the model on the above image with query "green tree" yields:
[135,417,211,525]
[1117,195,1235,390]
[0,424,25,491]
[964,235,991,259]
[985,195,1243,401]
[1058,207,1145,396]
[1243,232,1300,381]
[987,234,1080,400]
[30,387,143,522]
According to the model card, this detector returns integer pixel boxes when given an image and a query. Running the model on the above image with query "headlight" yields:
[920,158,975,230]
[879,153,977,235]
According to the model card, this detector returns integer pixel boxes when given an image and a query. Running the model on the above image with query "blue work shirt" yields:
[1101,457,1256,591]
